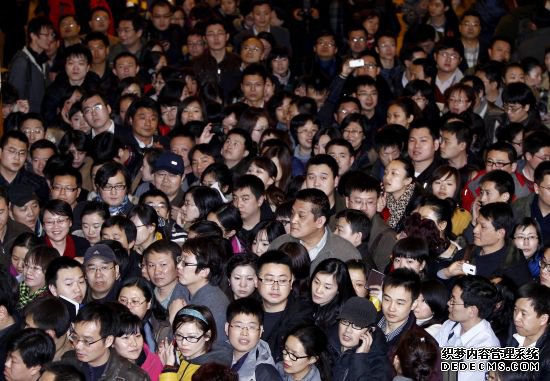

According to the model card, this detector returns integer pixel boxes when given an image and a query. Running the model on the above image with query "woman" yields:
[128,205,163,255]
[312,127,341,156]
[391,236,430,277]
[290,114,320,166]
[118,277,171,353]
[41,200,90,258]
[310,259,355,339]
[403,80,440,124]
[58,129,93,191]
[201,163,233,200]
[9,233,42,282]
[208,204,246,254]
[189,144,220,183]
[112,307,163,381]
[276,325,331,381]
[179,186,224,230]
[140,189,187,244]
[413,279,448,338]
[17,246,59,309]
[381,158,422,232]
[94,161,135,216]
[221,128,256,178]
[177,96,207,126]
[444,83,475,115]
[236,107,271,145]
[158,305,232,380]
[279,242,311,297]
[251,220,286,256]
[340,114,372,170]
[263,142,296,190]
[247,157,278,189]
[393,330,441,381]
[78,201,110,245]
[513,218,543,277]
[225,253,259,300]
[386,97,421,129]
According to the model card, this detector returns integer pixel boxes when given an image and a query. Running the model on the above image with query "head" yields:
[427,165,461,201]
[4,328,55,381]
[225,297,264,358]
[95,161,131,207]
[282,325,328,380]
[344,173,381,218]
[0,130,29,175]
[479,170,515,205]
[484,142,518,174]
[83,244,120,300]
[23,297,70,340]
[473,202,513,253]
[45,256,86,304]
[383,158,414,197]
[101,216,137,251]
[226,253,259,299]
[172,305,216,359]
[256,250,294,310]
[310,258,355,307]
[381,269,421,327]
[290,188,330,240]
[305,154,339,200]
[117,277,154,320]
[407,123,439,169]
[513,283,550,343]
[439,121,471,162]
[392,237,429,274]
[143,240,181,289]
[449,276,498,323]
[513,218,542,260]
[252,220,286,256]
[177,237,223,289]
[334,209,370,248]
[434,39,463,75]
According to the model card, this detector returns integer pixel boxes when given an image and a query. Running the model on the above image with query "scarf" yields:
[386,183,416,229]
[17,282,48,309]
[45,234,76,258]
[97,195,132,216]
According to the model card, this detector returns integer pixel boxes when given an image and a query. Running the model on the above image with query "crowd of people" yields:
[1,0,550,380]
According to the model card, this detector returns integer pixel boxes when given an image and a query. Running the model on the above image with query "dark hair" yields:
[382,268,421,301]
[390,157,415,180]
[289,113,319,143]
[112,308,143,338]
[256,250,293,275]
[226,253,258,278]
[1,129,29,149]
[478,202,514,237]
[295,188,331,222]
[188,220,224,238]
[233,174,265,199]
[209,204,242,236]
[262,142,293,191]
[524,130,550,156]
[306,154,339,179]
[395,330,440,381]
[128,204,158,227]
[143,239,181,264]
[502,82,536,107]
[248,156,278,181]
[486,142,518,164]
[63,44,92,65]
[84,31,110,47]
[433,37,464,58]
[374,124,407,152]
[11,232,42,255]
[417,279,448,328]
[325,138,354,158]
[455,275,498,319]
[241,62,268,82]
[74,301,115,338]
[226,297,264,325]
[516,282,550,317]
[23,297,70,338]
[41,199,73,223]
[59,129,89,154]
[117,10,145,32]
[185,186,225,222]
[81,201,110,220]
[27,16,54,41]
[173,304,217,353]
[393,236,430,264]
[101,215,138,244]
[6,328,55,368]
[126,97,160,125]
[342,171,382,197]
[191,363,238,381]
[440,120,472,150]
[201,163,233,194]
[534,160,550,185]
[335,209,370,243]
[40,363,85,381]
[254,220,285,244]
[284,325,331,381]
[480,170,515,201]
[181,238,223,285]
[225,128,257,159]
[51,166,83,188]
[416,194,455,239]
[94,161,131,190]
[118,276,154,303]
[45,256,83,287]
[277,242,310,294]
[444,83,475,112]
[427,165,462,202]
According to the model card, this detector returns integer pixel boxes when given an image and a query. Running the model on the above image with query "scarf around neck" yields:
[386,183,416,229]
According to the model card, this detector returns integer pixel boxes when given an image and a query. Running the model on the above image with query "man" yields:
[192,19,241,101]
[45,256,87,314]
[112,52,140,81]
[239,36,264,69]
[7,185,40,234]
[344,172,396,271]
[377,269,424,357]
[346,25,369,59]
[145,0,184,64]
[459,10,483,71]
[62,302,149,381]
[84,32,116,96]
[326,139,355,176]
[81,92,121,138]
[83,244,121,303]
[407,122,442,187]
[439,120,479,183]
[351,76,386,140]
[440,202,531,287]
[255,250,314,361]
[433,38,464,103]
[30,140,56,178]
[88,6,118,46]
[487,35,512,63]
[436,276,500,381]
[521,130,550,184]
[393,46,427,94]
[108,12,145,64]
[169,131,195,190]
[513,161,550,246]
[333,96,361,125]
[4,328,55,381]
[305,154,345,223]
[508,283,550,378]
[409,57,437,83]
[7,16,55,113]
[240,63,266,107]
[18,113,46,146]
[0,131,49,202]
[303,31,341,81]
[23,297,72,361]
[152,151,185,207]
[50,168,82,210]
[269,188,361,271]
[375,33,399,91]
[475,61,504,109]
[184,29,206,62]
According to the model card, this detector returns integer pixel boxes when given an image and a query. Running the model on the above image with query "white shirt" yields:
[513,333,537,348]
[92,119,115,138]
[302,228,328,262]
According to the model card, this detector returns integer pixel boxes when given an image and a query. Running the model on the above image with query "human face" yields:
[346,190,377,218]
[50,266,86,303]
[447,90,471,114]
[377,36,396,61]
[513,225,539,259]
[114,331,143,361]
[118,286,151,320]
[160,105,177,127]
[251,117,269,144]
[146,251,178,288]
[241,74,265,104]
[226,313,262,358]
[98,172,128,207]
[341,122,364,151]
[85,257,119,298]
[10,246,27,275]
[314,36,337,60]
[313,135,330,156]
[382,285,417,327]
[296,121,319,150]
[459,16,481,40]
[90,10,110,33]
[355,85,378,114]
[356,55,380,78]
[205,24,228,51]
[20,119,45,145]
[349,30,367,54]
[334,217,361,247]
[306,164,337,199]
[87,39,108,65]
[479,181,509,206]
[117,20,142,48]
[387,104,412,127]
[257,262,293,308]
[175,321,209,360]
[191,150,215,178]
[31,26,56,52]
[233,187,262,222]
[60,16,80,39]
[43,210,71,244]
[526,147,550,173]
[290,199,324,241]
[311,272,338,306]
[23,259,45,291]
[431,173,458,200]
[130,215,154,246]
[378,145,401,168]
[170,136,194,169]
[535,175,550,211]
[336,102,360,124]
[485,150,516,173]
[101,225,131,250]
[393,256,425,273]
[247,162,274,188]
[348,268,368,297]
[435,48,461,74]
[182,193,200,224]
[113,56,138,79]
[70,111,91,134]
[428,0,446,17]
[488,41,511,62]
[413,293,433,320]
[68,144,87,169]
[363,16,379,35]
[187,34,205,58]
[66,55,89,83]
[82,95,111,131]
[222,134,248,166]
[181,101,203,125]
[439,130,464,160]
[504,102,529,123]
[504,67,525,85]
[10,199,39,231]
[447,285,472,322]
[230,265,258,299]
[29,147,52,177]
[338,319,369,350]
[71,321,113,366]
[144,196,169,220]
[252,4,271,28]
[327,145,354,175]
[131,107,158,140]
[271,56,289,77]
[383,160,412,196]
[526,66,543,88]
[0,137,27,174]
[408,127,438,165]
[540,249,550,287]
[51,175,80,207]
[0,198,8,234]
[151,4,172,31]
[4,350,40,381]
[473,214,504,252]
[514,297,549,342]
[282,335,316,378]
[221,0,237,14]
[409,64,427,82]
[252,229,270,256]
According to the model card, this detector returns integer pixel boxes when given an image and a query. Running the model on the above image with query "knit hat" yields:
[338,297,377,328]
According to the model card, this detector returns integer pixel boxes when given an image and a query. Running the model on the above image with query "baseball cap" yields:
[83,244,118,265]
[153,151,184,175]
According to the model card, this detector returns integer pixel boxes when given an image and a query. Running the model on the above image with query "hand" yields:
[446,260,466,278]
[471,197,481,226]
[377,192,387,212]
[341,59,354,78]
[158,338,176,366]
[198,124,214,144]
[16,100,29,114]
[169,298,187,325]
[356,329,374,353]
[171,206,184,226]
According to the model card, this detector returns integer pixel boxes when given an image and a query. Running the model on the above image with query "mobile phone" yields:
[349,59,365,68]
[462,263,477,275]
[366,269,385,289]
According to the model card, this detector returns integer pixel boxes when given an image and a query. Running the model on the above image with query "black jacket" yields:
[507,327,550,381]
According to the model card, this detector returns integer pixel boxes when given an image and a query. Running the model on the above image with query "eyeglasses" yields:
[86,265,115,274]
[43,217,70,228]
[83,104,105,115]
[242,46,261,52]
[339,319,364,330]
[21,128,43,135]
[68,331,105,347]
[514,235,538,242]
[282,349,310,361]
[39,32,56,38]
[462,22,480,27]
[93,16,108,22]
[364,63,377,69]
[533,154,550,161]
[317,40,335,47]
[485,159,511,168]
[258,277,290,287]
[297,129,318,136]
[5,147,27,157]
[101,184,126,192]
[343,129,363,135]
[351,37,366,43]
[117,28,135,34]
[448,297,465,306]
[503,104,523,113]
[539,184,550,192]
[229,323,261,332]
[176,256,199,267]
[438,51,460,61]
[24,263,43,273]
[277,219,291,226]
[52,185,78,193]
[174,333,205,343]
[118,298,147,307]
[205,32,226,38]
[539,258,550,272]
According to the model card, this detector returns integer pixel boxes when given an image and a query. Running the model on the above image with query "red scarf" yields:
[45,235,76,258]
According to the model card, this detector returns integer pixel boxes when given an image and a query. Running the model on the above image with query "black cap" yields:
[153,151,184,175]
[7,184,39,207]
[83,244,118,265]
[338,297,377,328]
